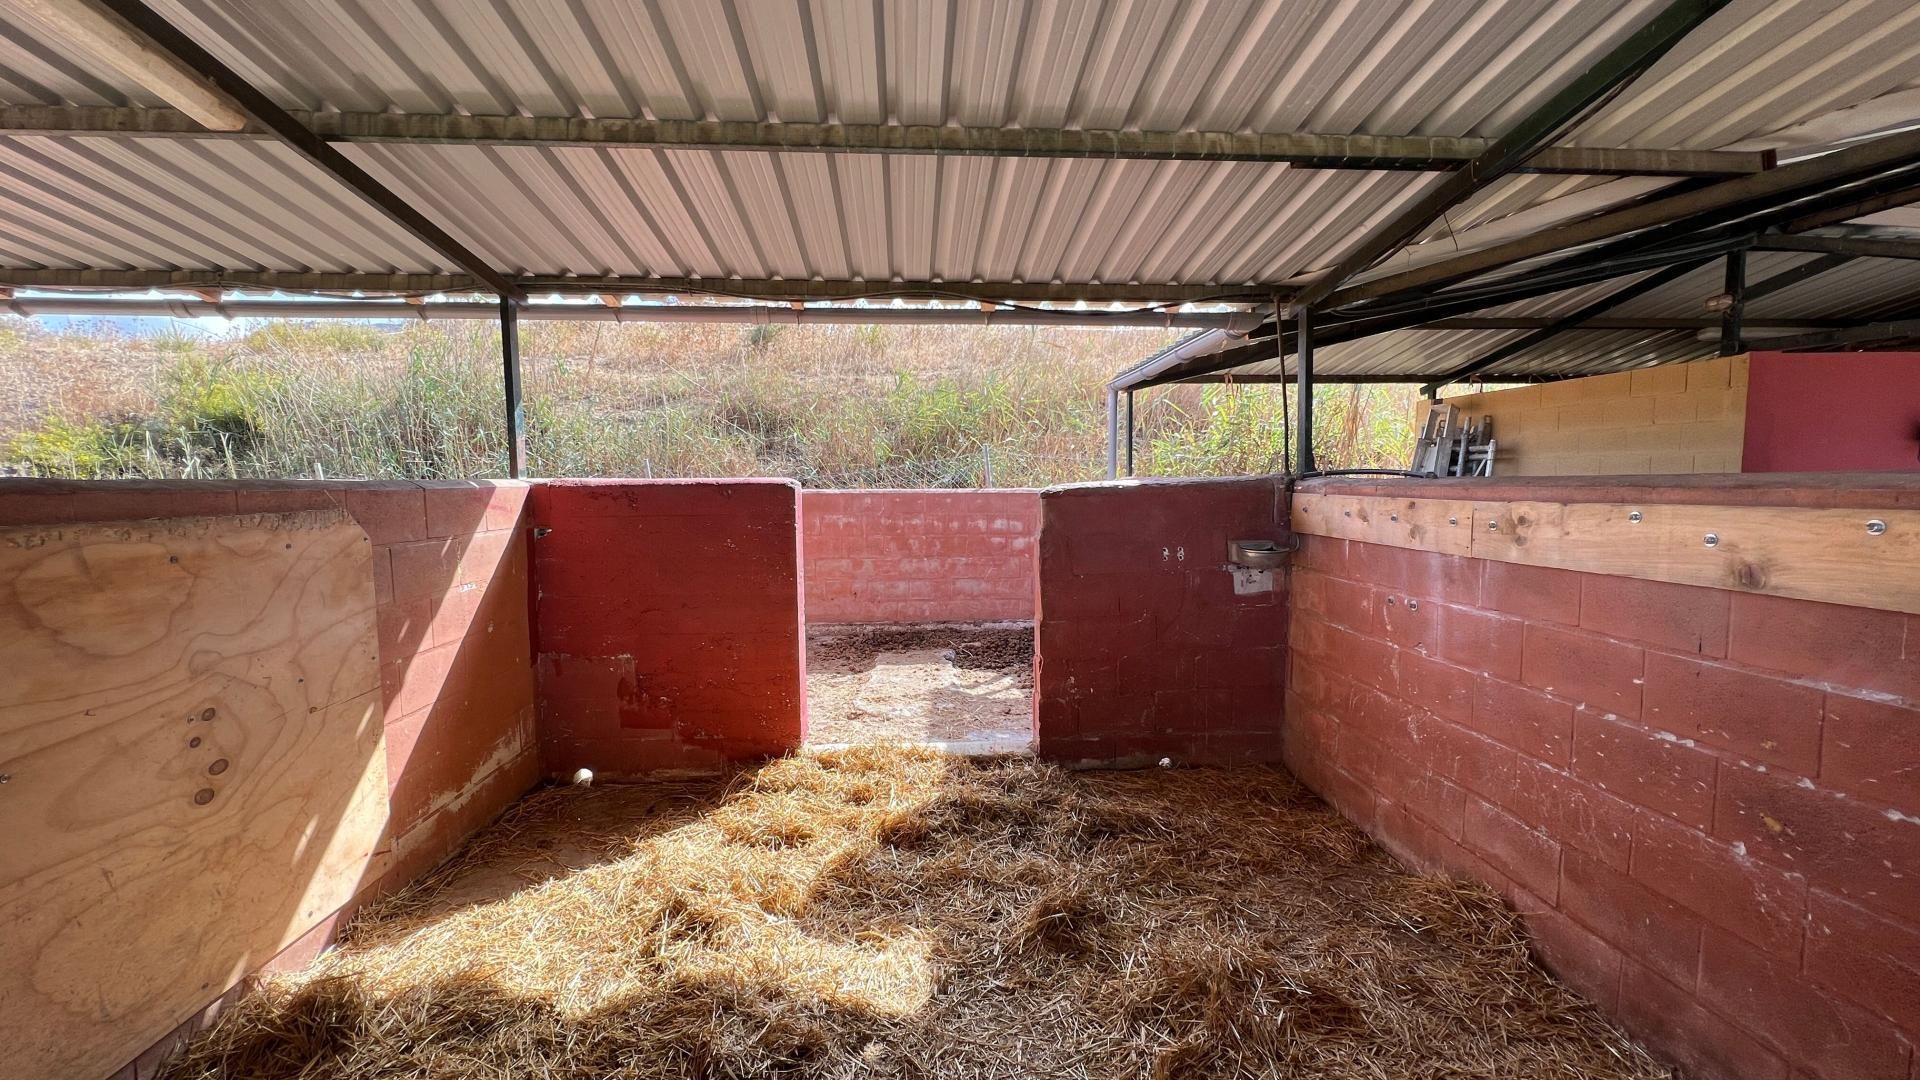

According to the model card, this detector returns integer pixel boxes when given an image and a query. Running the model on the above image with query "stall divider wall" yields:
[1031,477,1291,766]
[0,478,538,1079]
[801,489,1038,624]
[530,479,807,779]
[1283,474,1920,1080]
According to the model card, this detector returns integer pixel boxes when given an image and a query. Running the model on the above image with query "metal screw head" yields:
[1628,511,1643,523]
[1390,512,1399,522]
[1406,599,1419,611]
[1486,520,1499,531]
[1448,516,1458,526]
[1867,519,1888,535]
[1343,510,1352,517]
[1703,533,1719,548]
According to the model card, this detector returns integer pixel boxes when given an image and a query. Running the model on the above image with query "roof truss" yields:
[0,104,1772,178]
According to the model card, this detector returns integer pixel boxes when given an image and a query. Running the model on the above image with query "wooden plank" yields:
[1289,492,1475,556]
[0,511,385,1080]
[1471,501,1920,614]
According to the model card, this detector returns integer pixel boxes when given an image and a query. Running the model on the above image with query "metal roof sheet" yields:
[0,0,1913,380]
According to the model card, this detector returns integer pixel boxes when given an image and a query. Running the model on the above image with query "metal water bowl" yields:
[1227,539,1288,570]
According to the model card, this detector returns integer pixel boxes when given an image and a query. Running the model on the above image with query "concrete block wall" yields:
[531,479,806,777]
[801,489,1037,623]
[1285,478,1920,1080]
[1033,477,1290,767]
[0,478,539,1080]
[1438,355,1749,476]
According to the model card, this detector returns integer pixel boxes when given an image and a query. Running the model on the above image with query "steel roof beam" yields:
[1427,316,1850,330]
[1120,233,1758,389]
[1419,258,1719,393]
[1291,0,1731,308]
[1741,252,1854,302]
[92,0,525,303]
[0,103,1775,178]
[1775,184,1920,233]
[1186,372,1591,385]
[1326,127,1920,309]
[1753,316,1920,352]
[0,295,1265,329]
[0,266,1270,305]
[1752,234,1920,261]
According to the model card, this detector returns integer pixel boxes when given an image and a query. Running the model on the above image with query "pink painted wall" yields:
[1034,478,1289,767]
[802,489,1038,624]
[1287,474,1920,1080]
[531,479,806,778]
[1743,351,1920,473]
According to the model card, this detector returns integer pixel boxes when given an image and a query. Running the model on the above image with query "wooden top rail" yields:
[1290,490,1920,615]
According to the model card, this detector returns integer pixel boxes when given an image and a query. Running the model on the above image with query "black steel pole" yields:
[1719,249,1747,356]
[1295,307,1315,475]
[1123,389,1135,476]
[501,298,526,478]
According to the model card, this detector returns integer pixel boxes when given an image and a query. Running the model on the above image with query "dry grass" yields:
[158,748,1670,1079]
[2,319,1425,482]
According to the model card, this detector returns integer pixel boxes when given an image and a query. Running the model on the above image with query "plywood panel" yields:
[0,511,386,1080]
[1289,493,1474,556]
[1471,501,1920,615]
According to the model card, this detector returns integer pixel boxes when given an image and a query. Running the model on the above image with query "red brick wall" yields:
[1286,480,1920,1080]
[801,489,1038,623]
[1034,477,1289,767]
[0,478,539,1080]
[531,479,806,777]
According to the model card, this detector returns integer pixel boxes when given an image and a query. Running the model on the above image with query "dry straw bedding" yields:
[160,748,1671,1079]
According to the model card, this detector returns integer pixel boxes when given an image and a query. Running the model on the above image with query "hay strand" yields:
[158,748,1673,1079]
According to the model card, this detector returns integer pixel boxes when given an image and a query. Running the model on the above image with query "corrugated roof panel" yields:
[1012,159,1099,283]
[543,147,683,276]
[1579,0,1920,148]
[0,135,442,273]
[889,154,938,282]
[830,152,889,279]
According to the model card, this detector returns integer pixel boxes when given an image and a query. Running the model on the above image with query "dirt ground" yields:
[157,749,1672,1080]
[805,624,1033,750]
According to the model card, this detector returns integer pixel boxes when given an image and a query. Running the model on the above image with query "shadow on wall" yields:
[0,478,538,1080]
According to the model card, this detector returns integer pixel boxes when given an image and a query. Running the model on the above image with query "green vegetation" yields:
[0,318,1423,484]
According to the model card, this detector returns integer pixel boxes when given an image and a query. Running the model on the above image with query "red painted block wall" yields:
[531,479,806,777]
[1033,477,1290,767]
[1285,476,1920,1080]
[0,477,540,1080]
[1744,351,1920,473]
[801,489,1038,623]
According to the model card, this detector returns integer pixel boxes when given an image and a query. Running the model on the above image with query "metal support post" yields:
[501,297,526,478]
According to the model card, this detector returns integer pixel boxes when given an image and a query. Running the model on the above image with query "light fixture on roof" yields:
[16,0,247,131]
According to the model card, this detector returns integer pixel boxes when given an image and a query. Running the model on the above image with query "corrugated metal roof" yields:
[0,0,1913,380]
[1127,250,1920,384]
[0,134,441,272]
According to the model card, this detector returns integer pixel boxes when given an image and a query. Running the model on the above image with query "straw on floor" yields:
[158,747,1672,1079]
